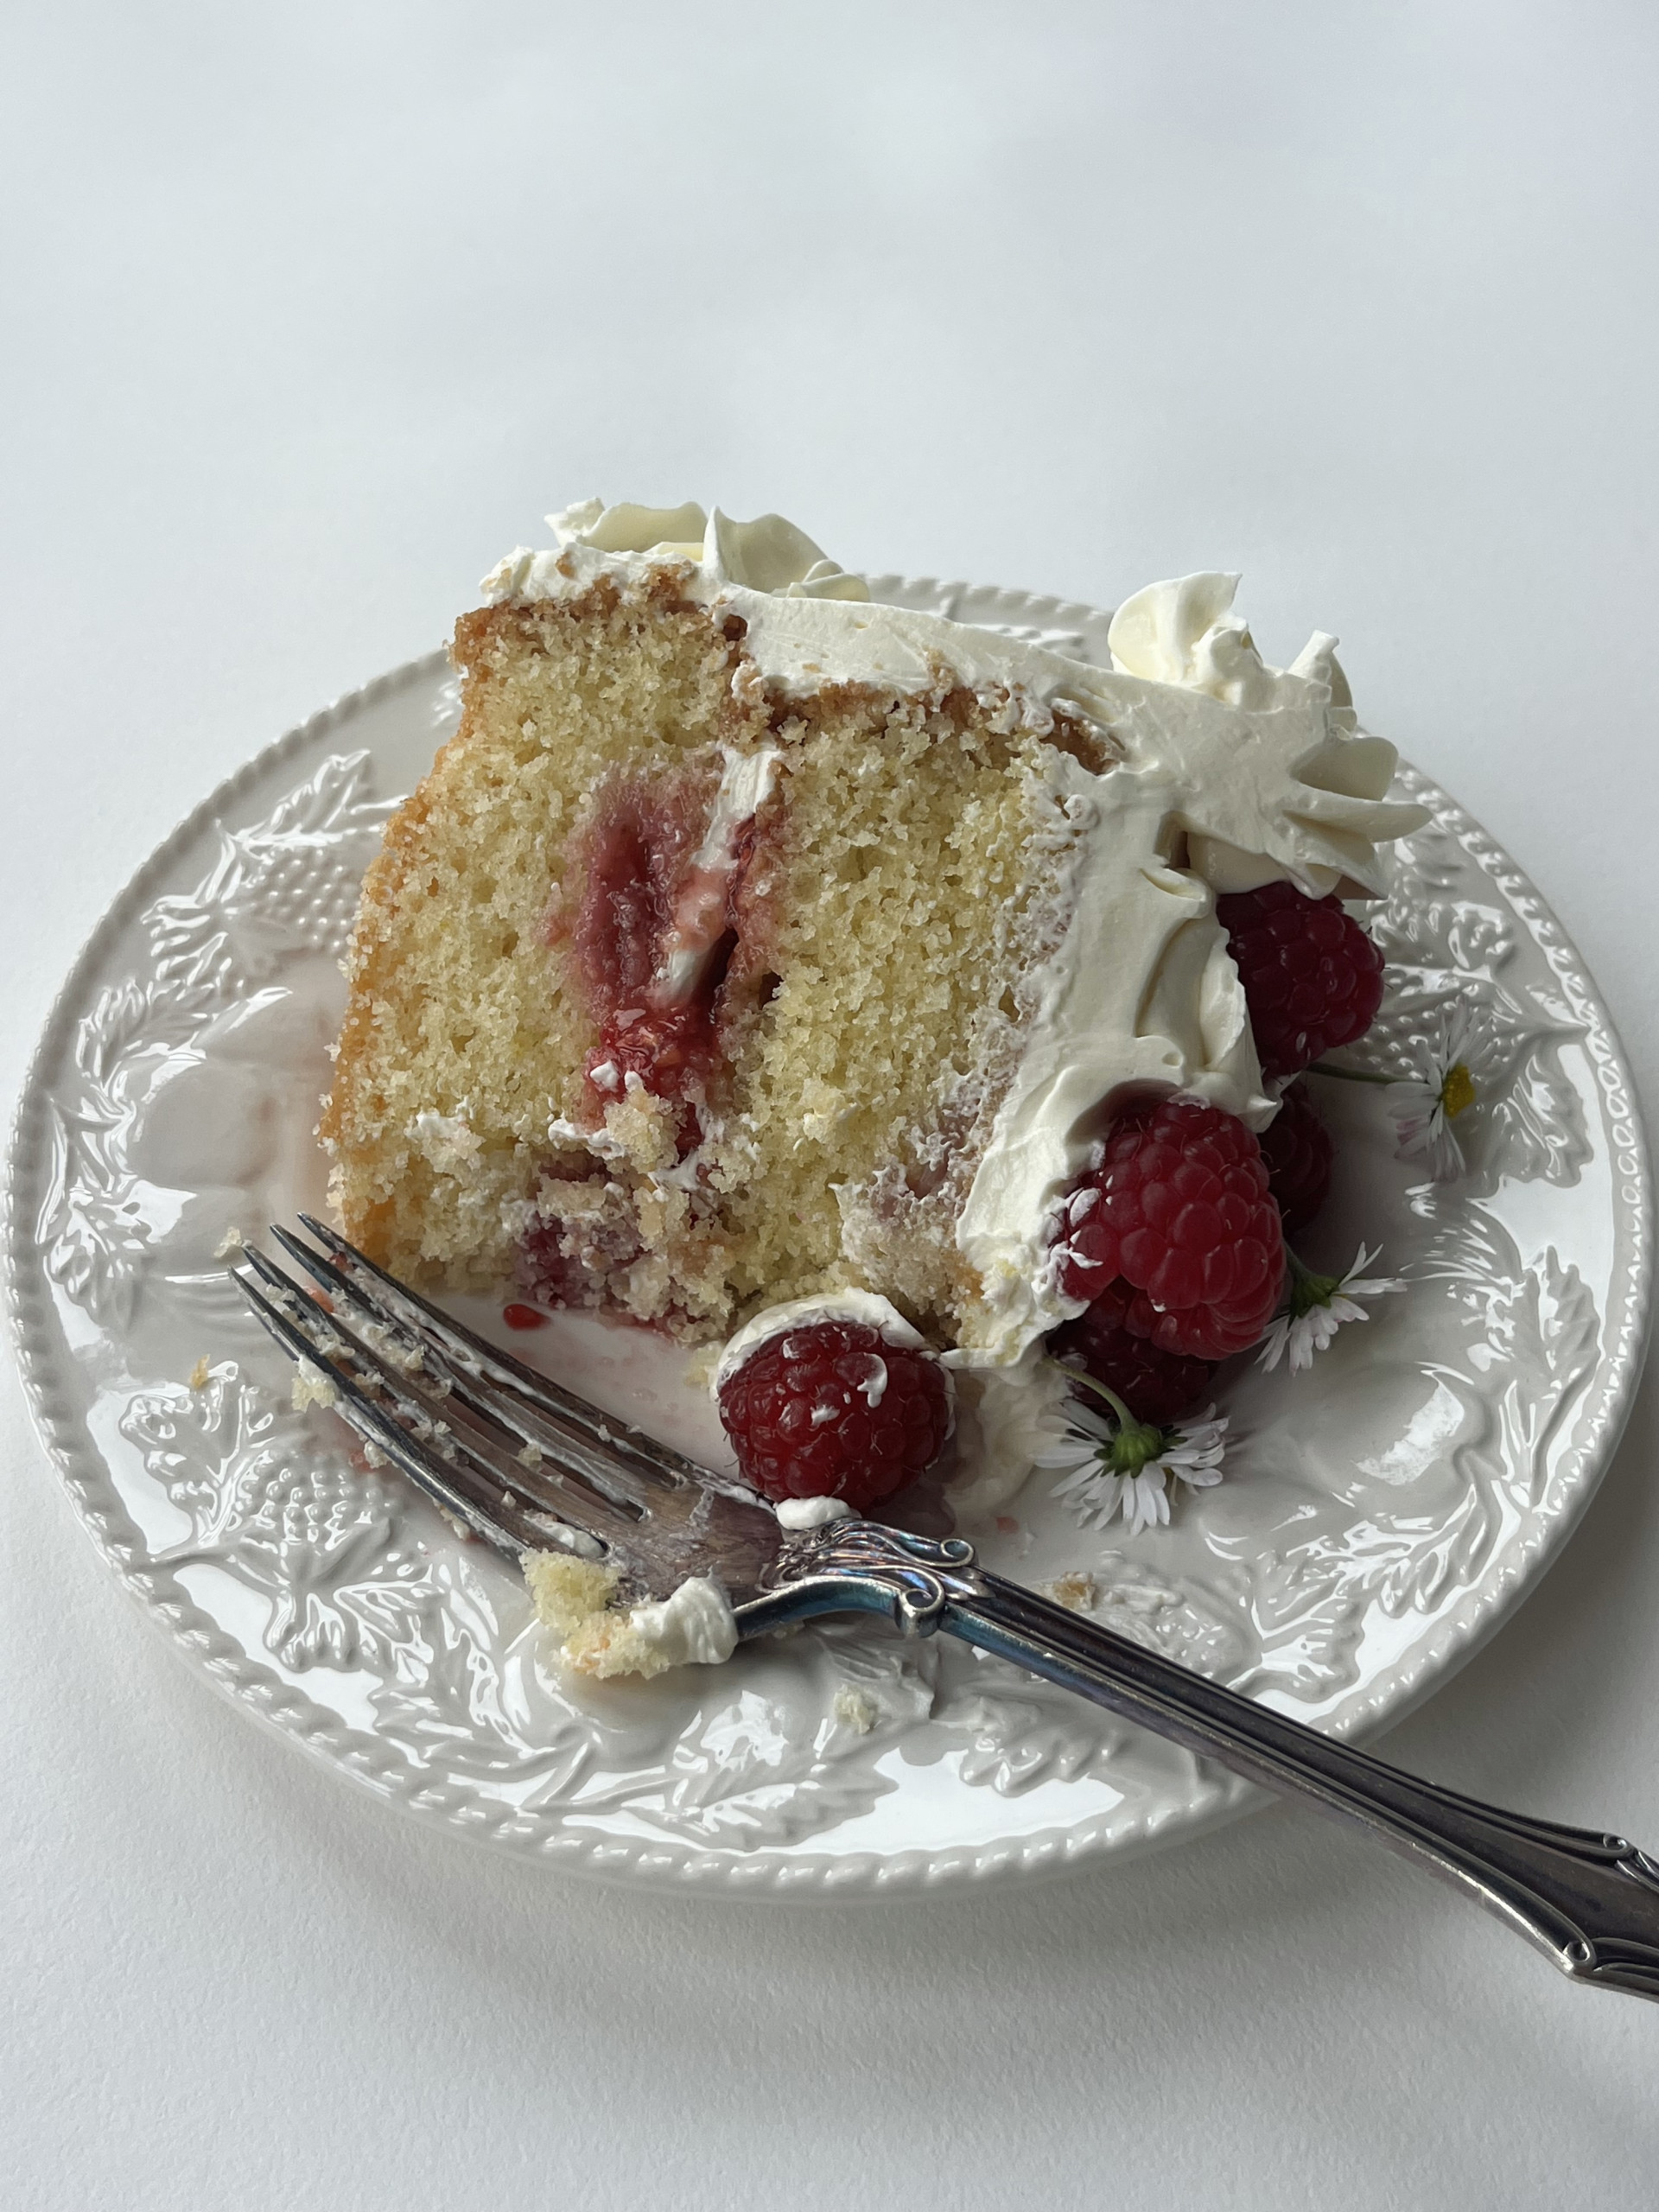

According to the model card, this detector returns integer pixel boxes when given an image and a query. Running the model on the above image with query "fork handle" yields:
[757,1524,1659,1999]
[947,1568,1659,1999]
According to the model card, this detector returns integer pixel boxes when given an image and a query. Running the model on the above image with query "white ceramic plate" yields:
[6,578,1651,1894]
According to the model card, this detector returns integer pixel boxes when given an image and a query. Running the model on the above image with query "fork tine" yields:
[291,1213,721,1491]
[238,1225,791,1610]
[238,1243,652,1543]
[264,1224,661,1518]
[234,1264,576,1564]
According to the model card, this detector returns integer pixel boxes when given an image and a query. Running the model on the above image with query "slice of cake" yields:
[321,502,1425,1382]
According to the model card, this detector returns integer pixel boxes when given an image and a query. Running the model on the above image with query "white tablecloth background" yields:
[6,8,1658,2207]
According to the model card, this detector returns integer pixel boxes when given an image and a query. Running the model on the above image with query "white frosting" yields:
[658,743,781,1000]
[690,743,782,869]
[618,1576,739,1669]
[949,756,1269,1362]
[484,502,1097,728]
[486,504,1430,1370]
[1100,576,1424,898]
[712,1289,928,1394]
[484,512,1423,896]
[775,1495,854,1531]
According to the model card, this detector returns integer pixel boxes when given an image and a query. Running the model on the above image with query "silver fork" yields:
[238,1216,1659,2002]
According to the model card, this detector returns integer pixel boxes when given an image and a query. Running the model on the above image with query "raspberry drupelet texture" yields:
[717,1320,953,1510]
[1057,1096,1285,1361]
[1256,1078,1335,1239]
[1217,881,1384,1083]
[1050,1279,1217,1426]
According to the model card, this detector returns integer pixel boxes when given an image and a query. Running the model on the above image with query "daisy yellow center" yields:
[1440,1061,1477,1119]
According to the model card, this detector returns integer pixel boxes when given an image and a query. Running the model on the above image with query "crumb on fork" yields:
[521,1551,737,1681]
[523,1549,620,1639]
[290,1359,340,1413]
[521,1550,674,1681]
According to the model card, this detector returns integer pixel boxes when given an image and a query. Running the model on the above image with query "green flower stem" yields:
[1304,1059,1395,1086]
[1048,1359,1133,1428]
[1046,1359,1168,1474]
[1309,1057,1397,1084]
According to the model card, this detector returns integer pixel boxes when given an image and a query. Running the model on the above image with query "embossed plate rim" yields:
[6,587,1653,1895]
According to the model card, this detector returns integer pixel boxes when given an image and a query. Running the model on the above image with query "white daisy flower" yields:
[1258,1243,1406,1374]
[1034,1373,1228,1536]
[1384,996,1493,1181]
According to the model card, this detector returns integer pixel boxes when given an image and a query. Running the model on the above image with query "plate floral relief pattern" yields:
[5,597,1651,1893]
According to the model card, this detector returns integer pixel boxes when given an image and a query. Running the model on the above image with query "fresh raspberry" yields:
[1050,1280,1216,1426]
[1057,1096,1285,1360]
[1256,1078,1334,1239]
[1217,881,1384,1082]
[717,1321,952,1510]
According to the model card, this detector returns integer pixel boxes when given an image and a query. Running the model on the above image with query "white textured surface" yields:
[10,637,1643,1886]
[3,5,1659,2208]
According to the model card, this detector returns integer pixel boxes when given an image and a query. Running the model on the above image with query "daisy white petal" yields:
[1040,1382,1230,1534]
[1258,1314,1294,1373]
[1031,1439,1096,1472]
[1122,1471,1169,1535]
[1384,996,1492,1181]
[1258,1243,1406,1375]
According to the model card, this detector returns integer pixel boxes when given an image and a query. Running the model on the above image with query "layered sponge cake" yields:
[321,501,1425,1374]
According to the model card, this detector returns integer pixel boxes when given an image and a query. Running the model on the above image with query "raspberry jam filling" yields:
[517,1174,643,1309]
[523,759,779,1311]
[556,764,773,1128]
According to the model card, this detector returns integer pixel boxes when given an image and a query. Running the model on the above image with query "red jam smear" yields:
[557,770,772,1131]
[501,1301,548,1331]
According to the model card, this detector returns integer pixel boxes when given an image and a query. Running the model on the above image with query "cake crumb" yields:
[524,1554,738,1681]
[833,1685,880,1734]
[213,1226,245,1261]
[1044,1571,1098,1613]
[524,1549,621,1641]
[563,1610,676,1681]
[516,1440,544,1468]
[290,1360,340,1412]
[187,1356,212,1392]
[682,1344,721,1393]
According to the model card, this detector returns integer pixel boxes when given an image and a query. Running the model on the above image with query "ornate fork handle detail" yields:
[749,1524,1659,2000]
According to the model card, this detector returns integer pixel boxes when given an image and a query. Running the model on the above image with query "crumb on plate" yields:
[832,1685,880,1734]
[1044,1571,1098,1612]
